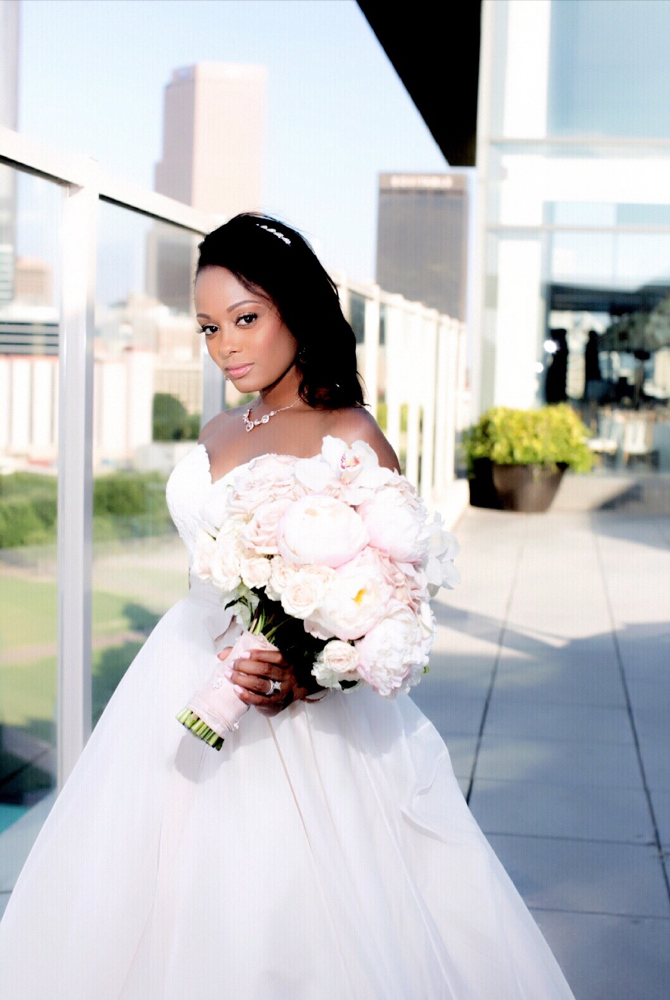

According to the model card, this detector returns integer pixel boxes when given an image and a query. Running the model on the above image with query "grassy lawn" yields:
[1,544,189,734]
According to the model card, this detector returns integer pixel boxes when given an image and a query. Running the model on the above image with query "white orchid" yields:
[424,513,461,596]
[294,435,394,505]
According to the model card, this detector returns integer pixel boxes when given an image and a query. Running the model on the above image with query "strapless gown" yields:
[0,441,577,999]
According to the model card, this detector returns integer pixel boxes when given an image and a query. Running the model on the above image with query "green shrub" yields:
[462,403,595,474]
[94,474,149,516]
[0,496,48,547]
[0,469,174,548]
[153,392,198,441]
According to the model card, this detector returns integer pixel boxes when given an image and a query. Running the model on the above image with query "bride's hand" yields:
[217,647,325,716]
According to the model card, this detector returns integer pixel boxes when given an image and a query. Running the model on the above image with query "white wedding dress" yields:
[0,442,577,999]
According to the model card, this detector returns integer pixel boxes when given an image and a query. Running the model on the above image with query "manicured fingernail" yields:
[239,651,251,659]
[233,684,245,695]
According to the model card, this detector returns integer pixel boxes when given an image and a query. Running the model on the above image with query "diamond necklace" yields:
[243,395,300,432]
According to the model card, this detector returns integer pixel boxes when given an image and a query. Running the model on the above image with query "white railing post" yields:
[455,321,470,432]
[57,164,98,788]
[383,294,404,461]
[363,284,380,418]
[444,319,460,485]
[419,307,438,501]
[405,302,422,489]
[434,317,450,495]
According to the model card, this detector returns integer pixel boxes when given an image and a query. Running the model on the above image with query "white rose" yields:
[209,526,245,592]
[240,498,293,555]
[280,567,331,619]
[239,552,272,590]
[264,554,297,601]
[311,639,360,689]
[358,484,430,563]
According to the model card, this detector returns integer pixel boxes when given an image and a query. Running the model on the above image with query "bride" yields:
[0,213,577,999]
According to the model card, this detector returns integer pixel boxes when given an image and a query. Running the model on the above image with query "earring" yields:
[298,346,308,363]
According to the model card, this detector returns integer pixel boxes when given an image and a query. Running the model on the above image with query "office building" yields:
[148,62,267,313]
[376,172,470,321]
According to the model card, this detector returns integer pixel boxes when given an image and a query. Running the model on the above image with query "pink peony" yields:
[354,599,427,697]
[277,494,368,568]
[304,547,394,641]
[357,483,430,564]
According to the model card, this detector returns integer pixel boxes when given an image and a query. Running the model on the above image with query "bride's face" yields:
[195,266,298,391]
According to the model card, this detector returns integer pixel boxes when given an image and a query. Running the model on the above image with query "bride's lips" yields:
[226,363,254,378]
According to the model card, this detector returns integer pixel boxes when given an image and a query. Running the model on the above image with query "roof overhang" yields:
[356,1,483,167]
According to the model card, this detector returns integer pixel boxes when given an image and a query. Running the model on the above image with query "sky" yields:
[18,0,447,283]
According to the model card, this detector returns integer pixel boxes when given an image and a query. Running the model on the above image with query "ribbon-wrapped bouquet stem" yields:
[176,436,460,750]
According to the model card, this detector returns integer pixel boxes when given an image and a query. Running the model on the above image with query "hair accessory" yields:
[256,223,291,245]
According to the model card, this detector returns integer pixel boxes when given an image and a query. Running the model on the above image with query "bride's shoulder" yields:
[327,406,401,475]
[198,406,239,446]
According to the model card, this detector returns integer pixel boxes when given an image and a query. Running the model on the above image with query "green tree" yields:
[153,393,192,441]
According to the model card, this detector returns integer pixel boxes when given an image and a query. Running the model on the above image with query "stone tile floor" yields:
[411,477,670,1000]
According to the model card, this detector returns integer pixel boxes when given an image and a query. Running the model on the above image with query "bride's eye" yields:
[197,325,218,337]
[236,312,258,327]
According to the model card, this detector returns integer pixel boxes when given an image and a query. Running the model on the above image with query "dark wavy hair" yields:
[194,212,367,410]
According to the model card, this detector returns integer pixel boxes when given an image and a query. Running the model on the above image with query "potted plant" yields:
[461,404,595,512]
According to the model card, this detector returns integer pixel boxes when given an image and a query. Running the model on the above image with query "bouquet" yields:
[176,436,460,750]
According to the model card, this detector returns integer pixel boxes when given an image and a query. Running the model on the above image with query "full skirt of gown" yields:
[0,582,577,999]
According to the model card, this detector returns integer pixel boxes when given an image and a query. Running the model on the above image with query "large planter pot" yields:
[467,458,502,510]
[491,462,567,513]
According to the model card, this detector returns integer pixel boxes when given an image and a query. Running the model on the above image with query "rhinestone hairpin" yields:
[255,223,291,245]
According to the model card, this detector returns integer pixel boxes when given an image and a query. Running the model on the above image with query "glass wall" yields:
[0,167,62,866]
[543,222,670,471]
[91,204,202,725]
[548,0,670,139]
[479,0,670,478]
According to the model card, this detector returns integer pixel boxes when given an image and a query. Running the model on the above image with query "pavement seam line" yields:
[591,513,670,904]
[465,526,525,805]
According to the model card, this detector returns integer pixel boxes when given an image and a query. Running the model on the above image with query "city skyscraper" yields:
[154,62,266,216]
[148,62,267,314]
[375,172,471,322]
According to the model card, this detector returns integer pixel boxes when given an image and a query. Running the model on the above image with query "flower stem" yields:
[176,707,225,751]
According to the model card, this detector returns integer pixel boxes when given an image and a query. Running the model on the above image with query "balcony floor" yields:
[410,490,670,1000]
